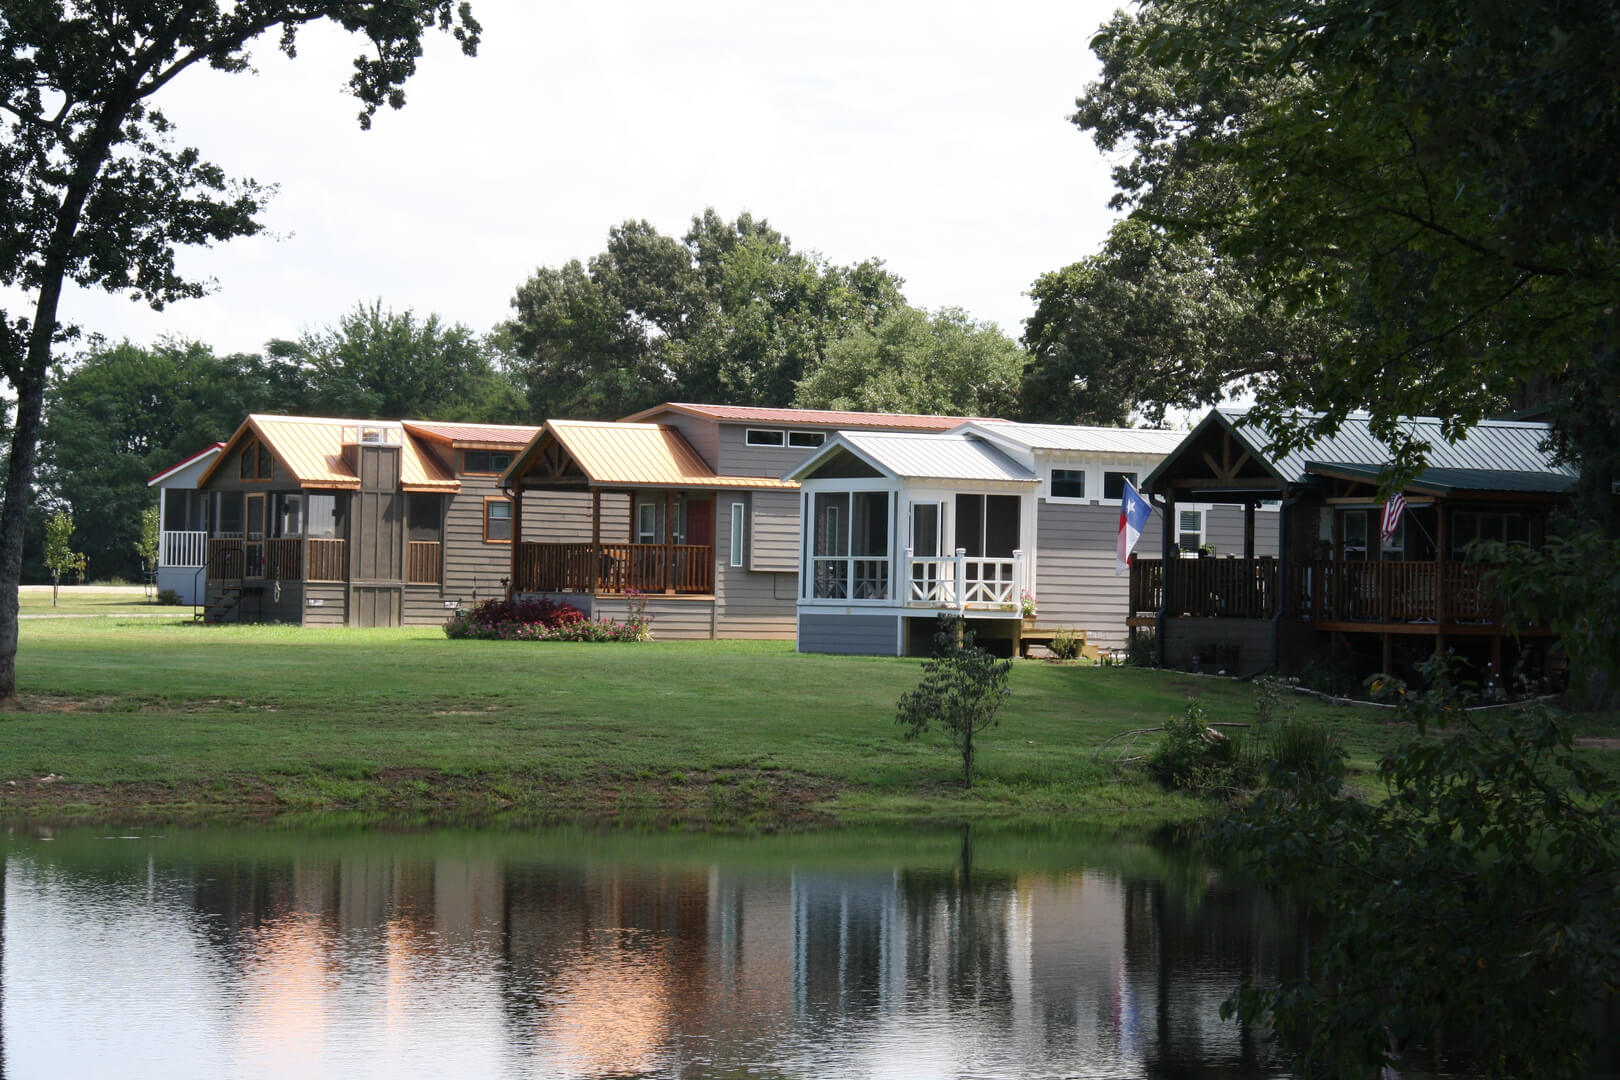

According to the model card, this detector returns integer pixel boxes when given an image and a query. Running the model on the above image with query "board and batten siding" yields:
[1032,501,1164,651]
[798,611,899,655]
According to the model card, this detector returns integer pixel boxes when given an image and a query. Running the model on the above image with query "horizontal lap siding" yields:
[716,564,797,639]
[715,424,824,478]
[443,475,508,604]
[798,612,898,655]
[404,585,453,626]
[301,583,346,626]
[748,491,800,573]
[522,490,630,543]
[1033,502,1164,650]
[1202,505,1280,555]
[592,596,715,640]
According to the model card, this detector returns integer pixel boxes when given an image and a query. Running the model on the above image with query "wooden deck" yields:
[1130,557,1522,634]
[514,541,714,595]
[206,538,443,585]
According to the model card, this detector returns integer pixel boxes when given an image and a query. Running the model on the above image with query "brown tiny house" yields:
[1136,409,1577,683]
[197,416,538,626]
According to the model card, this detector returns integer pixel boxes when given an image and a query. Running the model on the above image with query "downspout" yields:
[1272,485,1307,673]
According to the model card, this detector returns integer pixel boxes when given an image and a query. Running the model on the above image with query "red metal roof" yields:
[620,402,1001,431]
[401,421,541,449]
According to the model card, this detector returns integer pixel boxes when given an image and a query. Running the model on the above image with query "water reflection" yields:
[1,826,1299,1079]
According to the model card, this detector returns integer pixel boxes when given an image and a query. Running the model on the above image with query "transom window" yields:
[745,429,785,446]
[463,450,514,474]
[1050,468,1086,499]
[788,431,825,448]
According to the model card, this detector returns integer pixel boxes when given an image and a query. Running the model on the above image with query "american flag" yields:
[1380,493,1407,546]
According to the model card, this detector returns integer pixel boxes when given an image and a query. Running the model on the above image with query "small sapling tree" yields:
[896,616,1013,788]
[135,505,160,600]
[42,510,79,607]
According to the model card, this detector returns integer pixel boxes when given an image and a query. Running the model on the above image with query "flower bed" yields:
[443,595,651,642]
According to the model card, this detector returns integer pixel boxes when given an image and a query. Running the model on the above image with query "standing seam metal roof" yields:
[621,402,998,430]
[791,431,1038,484]
[199,415,459,491]
[1222,409,1572,484]
[961,420,1185,455]
[528,420,799,489]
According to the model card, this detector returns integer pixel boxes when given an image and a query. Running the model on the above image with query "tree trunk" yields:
[0,377,47,702]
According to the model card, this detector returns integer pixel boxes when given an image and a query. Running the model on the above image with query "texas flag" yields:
[1117,479,1153,575]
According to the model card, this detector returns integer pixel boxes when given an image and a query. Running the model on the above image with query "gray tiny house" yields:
[196,415,538,625]
[500,404,987,639]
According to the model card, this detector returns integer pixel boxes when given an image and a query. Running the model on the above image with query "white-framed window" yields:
[637,501,658,544]
[730,502,745,567]
[483,498,513,543]
[788,431,825,448]
[1049,468,1086,500]
[1177,508,1204,553]
[745,428,785,447]
[1103,471,1138,500]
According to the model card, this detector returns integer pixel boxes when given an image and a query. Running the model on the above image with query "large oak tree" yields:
[0,1,479,699]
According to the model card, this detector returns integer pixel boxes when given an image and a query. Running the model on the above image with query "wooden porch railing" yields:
[407,541,441,585]
[265,538,301,581]
[1132,558,1501,627]
[208,539,243,581]
[514,542,713,594]
[307,539,347,582]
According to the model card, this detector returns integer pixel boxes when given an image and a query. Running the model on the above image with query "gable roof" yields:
[199,415,459,492]
[147,442,225,486]
[788,431,1038,484]
[1144,408,1574,495]
[621,401,998,431]
[503,420,798,491]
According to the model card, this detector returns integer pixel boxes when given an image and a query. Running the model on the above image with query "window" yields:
[1177,509,1204,553]
[637,501,658,544]
[1103,471,1137,500]
[745,428,785,447]
[1050,468,1086,500]
[1343,510,1369,560]
[463,450,513,474]
[1451,512,1528,554]
[483,498,513,543]
[277,493,304,538]
[237,439,273,481]
[408,494,442,541]
[955,494,1020,557]
[307,495,342,540]
[788,431,825,448]
[730,503,745,567]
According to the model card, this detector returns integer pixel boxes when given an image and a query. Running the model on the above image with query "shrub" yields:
[443,594,652,642]
[1048,628,1083,660]
[896,615,1013,788]
[155,588,181,605]
[1125,630,1156,667]
[1147,701,1235,794]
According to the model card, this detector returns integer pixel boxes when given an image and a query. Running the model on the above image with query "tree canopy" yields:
[502,210,911,419]
[1065,0,1620,515]
[0,0,480,697]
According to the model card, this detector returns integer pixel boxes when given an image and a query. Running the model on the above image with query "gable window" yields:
[745,429,786,447]
[463,450,513,475]
[1102,471,1137,500]
[237,439,273,481]
[483,497,513,543]
[1050,468,1086,500]
[788,431,825,448]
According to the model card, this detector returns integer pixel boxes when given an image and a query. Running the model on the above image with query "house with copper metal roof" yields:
[195,415,539,625]
[785,421,1277,657]
[1134,408,1579,683]
[498,404,991,639]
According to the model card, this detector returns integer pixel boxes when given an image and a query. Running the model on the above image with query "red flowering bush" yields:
[443,594,651,642]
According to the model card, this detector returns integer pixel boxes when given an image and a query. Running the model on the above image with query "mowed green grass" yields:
[0,617,1474,824]
[18,587,183,617]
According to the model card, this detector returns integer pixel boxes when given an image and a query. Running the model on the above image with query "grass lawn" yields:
[17,586,185,617]
[4,616,1607,826]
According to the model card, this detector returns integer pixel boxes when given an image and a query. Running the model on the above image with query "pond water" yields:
[1,824,1306,1079]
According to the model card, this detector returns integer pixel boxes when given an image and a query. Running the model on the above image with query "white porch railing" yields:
[160,530,208,568]
[903,548,1024,609]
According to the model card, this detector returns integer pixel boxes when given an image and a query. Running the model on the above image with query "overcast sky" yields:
[61,0,1126,357]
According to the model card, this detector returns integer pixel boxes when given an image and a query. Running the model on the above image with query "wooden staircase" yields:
[202,585,242,624]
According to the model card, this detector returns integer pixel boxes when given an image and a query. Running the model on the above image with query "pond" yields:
[2,823,1304,1079]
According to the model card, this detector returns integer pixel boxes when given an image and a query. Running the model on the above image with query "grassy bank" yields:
[0,616,1547,826]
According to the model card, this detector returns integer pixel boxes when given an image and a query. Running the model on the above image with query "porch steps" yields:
[202,585,242,624]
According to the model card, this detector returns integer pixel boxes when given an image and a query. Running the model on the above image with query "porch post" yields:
[1157,490,1175,667]
[1434,500,1448,627]
[664,490,676,594]
[955,548,967,612]
[1243,502,1255,560]
[507,480,522,596]
[591,489,602,593]
[903,547,913,604]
